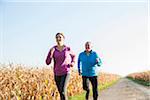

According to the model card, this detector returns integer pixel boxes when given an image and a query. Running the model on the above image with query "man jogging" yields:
[78,41,102,100]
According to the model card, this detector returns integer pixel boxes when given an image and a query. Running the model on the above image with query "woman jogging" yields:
[46,32,76,100]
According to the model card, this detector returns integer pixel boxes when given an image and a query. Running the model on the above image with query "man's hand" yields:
[96,58,100,63]
[78,72,81,76]
[96,58,101,66]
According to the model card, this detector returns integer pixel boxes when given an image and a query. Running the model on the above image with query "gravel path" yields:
[95,78,150,100]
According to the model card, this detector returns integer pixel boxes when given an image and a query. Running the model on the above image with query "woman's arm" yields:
[46,47,55,65]
[69,47,76,67]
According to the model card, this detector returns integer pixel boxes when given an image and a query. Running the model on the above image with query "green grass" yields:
[127,77,150,86]
[68,92,85,100]
[98,79,120,90]
[68,79,120,100]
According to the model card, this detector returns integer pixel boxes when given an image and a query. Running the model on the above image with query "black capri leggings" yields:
[54,74,70,100]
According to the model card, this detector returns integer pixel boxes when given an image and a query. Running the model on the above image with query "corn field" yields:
[127,71,150,83]
[0,64,120,100]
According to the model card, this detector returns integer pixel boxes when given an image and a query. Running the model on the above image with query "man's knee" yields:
[83,86,89,91]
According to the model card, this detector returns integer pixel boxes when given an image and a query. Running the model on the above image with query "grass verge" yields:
[127,77,150,86]
[68,79,120,100]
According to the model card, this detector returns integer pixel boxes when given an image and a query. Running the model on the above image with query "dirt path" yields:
[96,78,150,100]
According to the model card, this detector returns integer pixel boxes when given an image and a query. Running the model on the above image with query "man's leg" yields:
[82,76,90,100]
[89,76,98,100]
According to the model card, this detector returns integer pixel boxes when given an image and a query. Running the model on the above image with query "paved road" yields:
[95,78,150,100]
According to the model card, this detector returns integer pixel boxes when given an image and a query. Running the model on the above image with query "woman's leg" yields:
[54,75,61,94]
[82,76,90,100]
[60,74,70,100]
[55,74,70,100]
[89,76,98,100]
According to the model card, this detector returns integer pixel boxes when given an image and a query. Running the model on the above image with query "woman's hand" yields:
[69,62,75,67]
[50,47,55,58]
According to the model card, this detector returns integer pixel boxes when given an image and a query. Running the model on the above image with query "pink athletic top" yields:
[46,45,75,76]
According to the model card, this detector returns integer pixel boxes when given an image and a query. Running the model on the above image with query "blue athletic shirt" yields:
[78,50,102,76]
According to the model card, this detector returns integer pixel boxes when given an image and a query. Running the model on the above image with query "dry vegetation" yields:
[0,64,120,100]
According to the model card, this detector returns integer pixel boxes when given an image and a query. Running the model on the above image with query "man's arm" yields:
[95,52,102,67]
[77,54,81,75]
